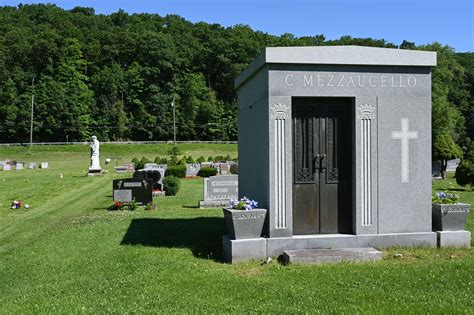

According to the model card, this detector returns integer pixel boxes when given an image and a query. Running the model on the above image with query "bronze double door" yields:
[292,97,352,235]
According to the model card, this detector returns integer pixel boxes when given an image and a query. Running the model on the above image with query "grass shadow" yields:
[121,217,225,262]
[182,205,199,209]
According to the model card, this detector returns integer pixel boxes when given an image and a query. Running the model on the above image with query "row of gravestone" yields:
[114,161,237,177]
[112,172,239,208]
[0,161,49,171]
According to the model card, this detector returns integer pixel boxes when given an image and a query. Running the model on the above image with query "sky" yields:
[1,0,473,52]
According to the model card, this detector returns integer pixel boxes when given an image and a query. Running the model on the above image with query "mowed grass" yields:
[0,144,473,313]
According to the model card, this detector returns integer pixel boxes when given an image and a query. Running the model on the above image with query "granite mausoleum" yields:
[225,46,445,262]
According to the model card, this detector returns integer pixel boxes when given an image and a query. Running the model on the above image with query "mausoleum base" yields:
[222,236,266,263]
[436,230,471,248]
[223,232,437,263]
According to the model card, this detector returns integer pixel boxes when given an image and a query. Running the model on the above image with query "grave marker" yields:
[199,175,238,208]
[113,178,153,205]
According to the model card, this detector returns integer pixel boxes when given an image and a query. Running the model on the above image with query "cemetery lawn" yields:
[0,145,472,313]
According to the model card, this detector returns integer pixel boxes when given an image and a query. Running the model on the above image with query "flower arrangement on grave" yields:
[11,200,22,209]
[229,196,258,210]
[432,191,460,204]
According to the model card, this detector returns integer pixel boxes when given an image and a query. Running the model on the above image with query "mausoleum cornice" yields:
[235,46,437,89]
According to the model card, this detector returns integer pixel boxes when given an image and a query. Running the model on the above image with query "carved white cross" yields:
[391,118,418,183]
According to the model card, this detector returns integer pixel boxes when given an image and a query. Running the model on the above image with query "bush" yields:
[163,176,181,196]
[230,163,238,174]
[131,158,140,170]
[168,146,181,156]
[178,156,187,166]
[456,143,474,187]
[132,157,150,170]
[214,155,224,162]
[198,167,218,177]
[196,156,205,163]
[224,154,232,161]
[456,159,474,187]
[168,155,179,166]
[165,165,186,178]
[207,156,214,162]
[186,155,195,163]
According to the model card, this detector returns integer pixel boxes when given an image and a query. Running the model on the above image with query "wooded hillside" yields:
[0,4,472,146]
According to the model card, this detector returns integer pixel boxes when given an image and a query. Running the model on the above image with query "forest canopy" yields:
[0,4,472,147]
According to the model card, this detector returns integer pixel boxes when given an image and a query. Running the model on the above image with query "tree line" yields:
[0,4,472,151]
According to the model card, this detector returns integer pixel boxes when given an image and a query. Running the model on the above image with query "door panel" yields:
[293,98,352,235]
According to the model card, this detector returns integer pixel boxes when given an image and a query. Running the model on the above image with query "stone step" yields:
[283,247,383,265]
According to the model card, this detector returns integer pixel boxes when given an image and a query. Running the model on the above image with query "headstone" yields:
[28,162,37,170]
[220,163,229,175]
[446,159,460,172]
[199,175,238,208]
[134,168,165,191]
[432,161,441,178]
[224,46,442,262]
[186,163,201,177]
[211,163,222,174]
[16,162,24,170]
[124,162,135,172]
[201,162,212,168]
[156,164,168,173]
[114,166,128,173]
[113,179,153,205]
[3,163,11,171]
[144,163,159,170]
[40,162,49,169]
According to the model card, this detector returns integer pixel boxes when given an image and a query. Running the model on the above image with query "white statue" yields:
[89,135,101,170]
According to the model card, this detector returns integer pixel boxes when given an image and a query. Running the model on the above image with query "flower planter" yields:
[223,208,267,240]
[432,203,470,231]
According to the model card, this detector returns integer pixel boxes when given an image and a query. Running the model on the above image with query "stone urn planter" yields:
[223,208,267,240]
[432,203,470,231]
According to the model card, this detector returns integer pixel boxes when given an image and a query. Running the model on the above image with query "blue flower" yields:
[436,192,447,199]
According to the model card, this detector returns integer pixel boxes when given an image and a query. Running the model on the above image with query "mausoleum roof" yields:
[235,45,437,89]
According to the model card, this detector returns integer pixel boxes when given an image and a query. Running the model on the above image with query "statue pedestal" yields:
[88,167,103,176]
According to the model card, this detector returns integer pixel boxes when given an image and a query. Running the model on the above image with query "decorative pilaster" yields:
[271,103,289,229]
[358,104,376,227]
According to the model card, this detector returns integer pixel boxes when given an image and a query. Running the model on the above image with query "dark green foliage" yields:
[213,155,225,162]
[207,156,214,162]
[163,175,180,196]
[168,146,181,156]
[433,132,463,178]
[0,4,471,150]
[197,167,218,177]
[456,143,474,187]
[131,158,140,170]
[186,155,195,163]
[178,156,187,166]
[196,156,205,163]
[165,165,186,178]
[456,159,474,187]
[230,163,238,174]
[224,154,232,161]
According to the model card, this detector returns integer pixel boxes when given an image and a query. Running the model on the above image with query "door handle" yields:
[320,154,326,172]
[313,154,320,171]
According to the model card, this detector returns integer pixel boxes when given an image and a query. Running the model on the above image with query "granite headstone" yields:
[199,175,238,208]
[113,178,153,205]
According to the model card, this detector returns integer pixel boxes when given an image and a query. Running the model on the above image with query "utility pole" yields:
[28,78,35,154]
[172,96,176,145]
